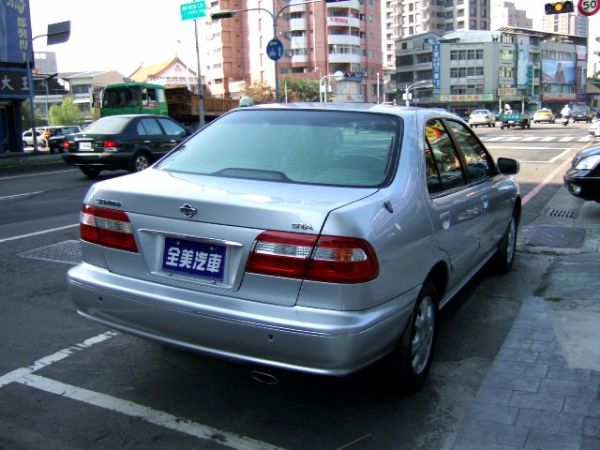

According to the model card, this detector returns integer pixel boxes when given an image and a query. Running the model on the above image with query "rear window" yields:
[84,116,130,133]
[159,109,400,187]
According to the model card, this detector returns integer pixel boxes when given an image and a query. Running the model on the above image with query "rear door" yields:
[157,117,187,153]
[424,119,484,286]
[136,117,167,157]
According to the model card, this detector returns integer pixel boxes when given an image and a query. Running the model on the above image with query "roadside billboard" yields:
[0,0,32,64]
[516,36,529,88]
[541,60,576,84]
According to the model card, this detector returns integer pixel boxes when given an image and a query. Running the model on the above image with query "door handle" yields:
[482,195,489,211]
[439,211,451,230]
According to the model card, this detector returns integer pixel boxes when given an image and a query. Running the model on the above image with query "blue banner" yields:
[0,0,32,65]
[432,43,441,94]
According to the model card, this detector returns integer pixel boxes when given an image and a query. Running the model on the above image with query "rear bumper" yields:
[68,263,417,376]
[62,152,132,169]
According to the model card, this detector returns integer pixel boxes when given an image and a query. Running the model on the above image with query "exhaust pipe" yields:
[250,369,280,385]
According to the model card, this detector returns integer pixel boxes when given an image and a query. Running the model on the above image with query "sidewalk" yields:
[0,149,65,173]
[451,187,600,450]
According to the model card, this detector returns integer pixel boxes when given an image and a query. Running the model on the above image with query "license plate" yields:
[508,120,515,124]
[78,142,93,151]
[162,237,226,282]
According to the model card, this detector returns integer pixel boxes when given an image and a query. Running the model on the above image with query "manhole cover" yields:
[547,208,576,219]
[526,226,584,249]
[19,240,81,265]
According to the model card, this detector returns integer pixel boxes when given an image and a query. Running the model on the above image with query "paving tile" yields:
[497,348,540,364]
[507,328,555,343]
[509,392,565,412]
[547,366,593,383]
[483,371,541,392]
[474,386,513,406]
[537,350,568,366]
[539,379,600,398]
[524,430,581,450]
[530,339,563,353]
[470,401,519,425]
[583,418,600,438]
[490,360,549,378]
[451,418,528,448]
[512,317,553,333]
[502,334,533,350]
[516,409,584,434]
[582,436,600,450]
[564,397,600,418]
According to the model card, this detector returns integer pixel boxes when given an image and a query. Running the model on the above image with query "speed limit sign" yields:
[578,0,600,16]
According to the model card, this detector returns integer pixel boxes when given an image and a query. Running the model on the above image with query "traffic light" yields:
[545,1,574,14]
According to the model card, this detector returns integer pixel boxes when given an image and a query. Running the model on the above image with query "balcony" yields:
[291,54,309,64]
[327,16,361,28]
[328,34,361,46]
[288,2,306,13]
[289,18,307,30]
[326,0,360,8]
[288,36,308,48]
[328,53,362,64]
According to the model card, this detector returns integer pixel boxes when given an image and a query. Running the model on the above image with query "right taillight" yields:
[246,231,378,284]
[80,204,138,252]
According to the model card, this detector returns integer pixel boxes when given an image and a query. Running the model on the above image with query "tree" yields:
[281,77,319,102]
[241,81,275,104]
[48,96,81,125]
[21,100,45,129]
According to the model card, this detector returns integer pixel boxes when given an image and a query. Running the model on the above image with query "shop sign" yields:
[498,88,517,96]
[0,69,30,99]
[439,94,494,102]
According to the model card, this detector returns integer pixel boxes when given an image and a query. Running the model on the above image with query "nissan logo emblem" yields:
[179,203,197,218]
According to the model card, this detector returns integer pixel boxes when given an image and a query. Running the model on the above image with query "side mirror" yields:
[497,157,520,175]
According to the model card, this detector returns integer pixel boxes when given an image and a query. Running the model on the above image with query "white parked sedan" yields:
[468,109,496,127]
[68,103,521,391]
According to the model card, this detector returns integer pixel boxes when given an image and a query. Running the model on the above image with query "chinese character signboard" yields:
[180,1,206,21]
[432,43,441,94]
[0,0,32,65]
[0,69,30,99]
[516,35,529,89]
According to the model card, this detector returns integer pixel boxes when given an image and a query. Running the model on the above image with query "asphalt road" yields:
[0,123,592,449]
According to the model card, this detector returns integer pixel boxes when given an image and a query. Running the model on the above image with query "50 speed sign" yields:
[578,0,600,16]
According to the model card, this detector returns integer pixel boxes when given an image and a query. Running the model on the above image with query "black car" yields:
[571,105,593,123]
[47,125,81,154]
[62,114,188,178]
[564,144,600,202]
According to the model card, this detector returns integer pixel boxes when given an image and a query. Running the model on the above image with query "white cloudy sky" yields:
[28,0,600,76]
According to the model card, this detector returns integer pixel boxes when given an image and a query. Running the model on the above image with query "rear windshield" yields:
[159,109,400,187]
[84,117,130,133]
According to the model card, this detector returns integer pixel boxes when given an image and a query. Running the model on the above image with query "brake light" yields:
[62,140,70,150]
[80,205,138,252]
[246,231,378,283]
[103,139,118,151]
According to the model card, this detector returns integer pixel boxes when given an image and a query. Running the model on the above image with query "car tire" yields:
[385,281,438,393]
[80,166,101,178]
[492,213,518,274]
[131,152,151,173]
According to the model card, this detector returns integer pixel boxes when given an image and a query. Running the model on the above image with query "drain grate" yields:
[547,208,576,219]
[19,240,81,265]
[526,226,584,249]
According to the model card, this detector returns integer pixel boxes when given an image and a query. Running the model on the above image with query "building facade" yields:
[489,1,532,31]
[542,8,588,38]
[204,0,382,102]
[0,0,32,153]
[395,28,588,116]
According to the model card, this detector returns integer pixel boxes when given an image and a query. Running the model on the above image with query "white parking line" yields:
[0,168,77,181]
[0,330,284,449]
[0,224,79,244]
[0,191,44,201]
[18,374,282,450]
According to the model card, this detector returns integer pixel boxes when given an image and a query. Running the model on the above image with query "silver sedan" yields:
[68,103,521,392]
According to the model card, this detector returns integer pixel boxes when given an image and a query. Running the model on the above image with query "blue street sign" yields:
[181,1,206,21]
[266,38,284,61]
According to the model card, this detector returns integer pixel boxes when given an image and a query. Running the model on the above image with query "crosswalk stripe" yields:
[480,135,592,143]
[559,137,574,142]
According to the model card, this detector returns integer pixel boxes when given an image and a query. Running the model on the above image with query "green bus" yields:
[100,82,168,117]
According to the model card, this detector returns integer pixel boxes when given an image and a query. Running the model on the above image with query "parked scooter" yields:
[561,115,570,126]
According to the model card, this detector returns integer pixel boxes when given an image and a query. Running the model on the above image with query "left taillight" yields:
[80,204,138,252]
[62,140,70,150]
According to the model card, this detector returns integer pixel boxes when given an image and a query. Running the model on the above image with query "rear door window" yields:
[424,119,466,193]
[138,118,163,136]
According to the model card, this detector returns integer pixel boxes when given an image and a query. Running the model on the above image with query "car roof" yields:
[237,102,463,123]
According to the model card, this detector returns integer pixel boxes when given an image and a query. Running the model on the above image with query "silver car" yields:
[468,109,496,128]
[68,104,520,391]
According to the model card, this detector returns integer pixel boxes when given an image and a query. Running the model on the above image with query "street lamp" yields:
[404,80,433,107]
[25,21,70,153]
[210,0,323,102]
[319,71,345,102]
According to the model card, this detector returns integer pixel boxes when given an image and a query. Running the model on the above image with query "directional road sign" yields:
[181,1,206,21]
[266,38,284,61]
